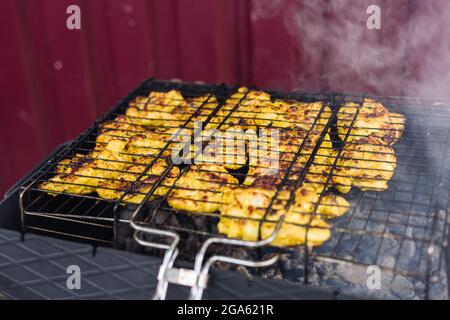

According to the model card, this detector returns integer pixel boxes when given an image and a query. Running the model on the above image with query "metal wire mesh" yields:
[19,79,450,298]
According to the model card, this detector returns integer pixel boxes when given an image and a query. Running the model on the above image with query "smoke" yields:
[251,0,450,98]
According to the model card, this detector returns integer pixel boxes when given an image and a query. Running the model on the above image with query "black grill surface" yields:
[0,228,352,300]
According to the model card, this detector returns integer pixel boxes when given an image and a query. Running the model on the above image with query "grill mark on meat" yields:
[128,174,159,194]
[59,157,95,179]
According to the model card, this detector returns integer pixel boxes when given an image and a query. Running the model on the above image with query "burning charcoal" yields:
[429,278,448,300]
[169,214,182,228]
[306,264,321,287]
[154,210,169,225]
[390,275,415,300]
[315,261,336,280]
[193,216,207,229]
[262,267,283,280]
[279,253,294,271]
[236,265,254,282]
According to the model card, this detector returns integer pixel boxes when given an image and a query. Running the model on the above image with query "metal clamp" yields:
[130,216,285,300]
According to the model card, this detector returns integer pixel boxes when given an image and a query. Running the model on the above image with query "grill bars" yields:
[19,79,450,299]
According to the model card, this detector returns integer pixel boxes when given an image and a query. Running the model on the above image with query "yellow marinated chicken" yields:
[244,100,333,184]
[166,124,248,170]
[186,95,220,129]
[315,193,350,218]
[126,129,174,159]
[331,135,397,193]
[191,126,248,170]
[291,184,349,219]
[245,127,308,185]
[218,187,331,247]
[244,133,347,219]
[41,138,134,195]
[97,115,145,141]
[55,154,86,174]
[91,138,134,168]
[97,157,180,204]
[300,132,334,190]
[245,129,331,186]
[205,87,270,130]
[337,99,405,145]
[40,155,100,195]
[99,115,145,133]
[167,164,238,213]
[254,99,332,131]
[221,88,270,130]
[126,90,192,128]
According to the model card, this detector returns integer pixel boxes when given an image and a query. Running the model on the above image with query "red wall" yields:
[1,0,449,195]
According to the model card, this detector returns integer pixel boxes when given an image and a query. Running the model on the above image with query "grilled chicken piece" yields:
[203,88,271,130]
[246,130,331,187]
[127,130,173,159]
[191,126,248,170]
[97,157,179,204]
[292,184,349,219]
[167,125,247,170]
[300,133,334,190]
[126,90,192,128]
[331,135,397,193]
[41,139,133,195]
[167,164,238,213]
[316,193,350,218]
[337,99,405,145]
[221,88,270,130]
[254,100,331,131]
[55,154,86,174]
[96,115,146,148]
[40,155,100,195]
[245,127,310,185]
[186,95,220,129]
[218,188,331,247]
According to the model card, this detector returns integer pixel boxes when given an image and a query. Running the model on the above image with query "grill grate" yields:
[19,79,450,299]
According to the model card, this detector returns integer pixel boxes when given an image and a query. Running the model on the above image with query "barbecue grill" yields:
[4,78,450,300]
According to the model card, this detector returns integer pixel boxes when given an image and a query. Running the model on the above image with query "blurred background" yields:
[1,0,450,195]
